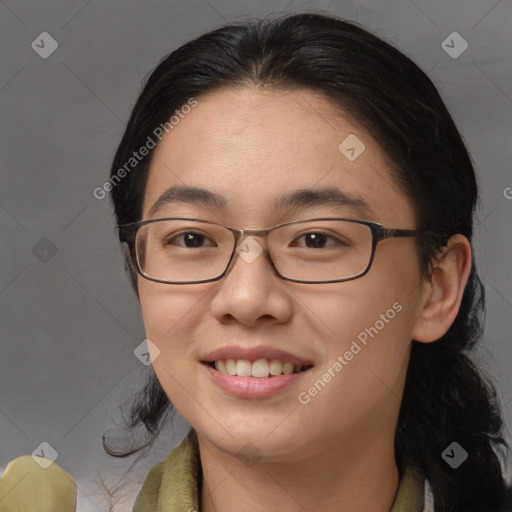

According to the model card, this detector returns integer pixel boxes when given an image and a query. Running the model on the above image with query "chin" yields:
[192,416,310,461]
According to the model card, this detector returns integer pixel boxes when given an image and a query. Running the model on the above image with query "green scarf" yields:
[133,430,425,512]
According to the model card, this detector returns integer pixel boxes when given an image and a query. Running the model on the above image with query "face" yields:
[137,87,427,461]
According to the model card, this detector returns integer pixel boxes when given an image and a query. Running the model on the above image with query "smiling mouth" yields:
[204,359,313,378]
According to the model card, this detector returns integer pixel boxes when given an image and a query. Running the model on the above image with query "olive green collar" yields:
[133,430,426,512]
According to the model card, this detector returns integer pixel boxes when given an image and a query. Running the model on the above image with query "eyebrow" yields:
[273,186,373,217]
[148,184,374,218]
[148,185,227,217]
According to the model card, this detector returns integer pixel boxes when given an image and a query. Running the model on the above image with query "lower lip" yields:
[203,364,310,399]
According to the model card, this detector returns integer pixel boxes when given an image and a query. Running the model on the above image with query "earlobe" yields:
[412,234,472,343]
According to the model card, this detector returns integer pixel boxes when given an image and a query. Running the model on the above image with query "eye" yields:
[164,231,217,248]
[292,231,348,249]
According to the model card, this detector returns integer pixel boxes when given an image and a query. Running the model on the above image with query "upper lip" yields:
[201,345,314,366]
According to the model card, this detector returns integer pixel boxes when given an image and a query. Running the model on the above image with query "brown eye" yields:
[165,231,216,248]
[292,232,348,249]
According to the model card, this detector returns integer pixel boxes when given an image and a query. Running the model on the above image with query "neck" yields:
[198,431,400,512]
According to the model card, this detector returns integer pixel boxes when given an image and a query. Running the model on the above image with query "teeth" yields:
[213,358,308,378]
[252,359,269,378]
[282,362,294,375]
[218,360,227,374]
[236,359,252,377]
[225,359,237,376]
[269,359,283,376]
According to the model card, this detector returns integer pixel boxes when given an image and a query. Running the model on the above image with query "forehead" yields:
[143,87,414,227]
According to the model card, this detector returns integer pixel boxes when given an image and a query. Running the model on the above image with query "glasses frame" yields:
[117,217,431,285]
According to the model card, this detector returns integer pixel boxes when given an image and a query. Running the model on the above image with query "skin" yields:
[137,87,472,512]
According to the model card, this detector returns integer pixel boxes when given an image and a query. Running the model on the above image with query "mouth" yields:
[202,359,314,378]
[200,348,315,398]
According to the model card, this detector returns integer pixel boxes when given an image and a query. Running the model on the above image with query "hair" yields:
[106,12,511,511]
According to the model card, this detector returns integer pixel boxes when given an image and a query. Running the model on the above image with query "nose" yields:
[209,236,294,327]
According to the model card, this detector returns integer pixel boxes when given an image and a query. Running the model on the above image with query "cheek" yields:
[138,279,207,339]
[137,283,214,429]
[302,260,419,400]
[137,281,208,390]
[304,258,413,348]
[295,291,413,439]
[315,285,411,377]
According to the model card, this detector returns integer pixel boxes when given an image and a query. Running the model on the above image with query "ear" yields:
[412,234,472,343]
[122,241,140,300]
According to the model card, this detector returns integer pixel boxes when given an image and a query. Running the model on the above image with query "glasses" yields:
[117,217,430,285]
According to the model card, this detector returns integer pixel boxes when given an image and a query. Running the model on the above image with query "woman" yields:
[105,12,511,511]
[1,12,509,512]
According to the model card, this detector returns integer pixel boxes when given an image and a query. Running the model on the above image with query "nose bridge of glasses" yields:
[238,227,272,236]
[228,227,285,278]
[233,227,273,248]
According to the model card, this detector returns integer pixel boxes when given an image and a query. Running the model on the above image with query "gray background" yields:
[1,1,511,510]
